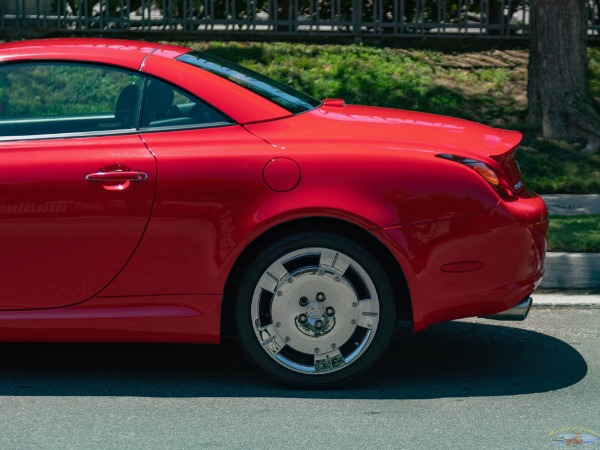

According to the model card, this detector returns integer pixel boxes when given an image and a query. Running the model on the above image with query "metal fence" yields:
[2,0,599,39]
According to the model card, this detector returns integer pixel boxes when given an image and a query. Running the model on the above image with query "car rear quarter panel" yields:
[100,123,501,303]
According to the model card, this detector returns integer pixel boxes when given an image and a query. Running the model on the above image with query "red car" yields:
[0,38,547,388]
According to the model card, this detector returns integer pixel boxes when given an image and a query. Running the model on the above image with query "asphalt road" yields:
[0,309,598,449]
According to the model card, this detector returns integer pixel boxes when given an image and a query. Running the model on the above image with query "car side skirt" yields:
[0,294,221,344]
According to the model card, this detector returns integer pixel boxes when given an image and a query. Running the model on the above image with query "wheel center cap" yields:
[306,302,324,319]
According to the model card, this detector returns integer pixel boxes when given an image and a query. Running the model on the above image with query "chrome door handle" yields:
[85,165,149,191]
[85,166,148,183]
[86,171,148,182]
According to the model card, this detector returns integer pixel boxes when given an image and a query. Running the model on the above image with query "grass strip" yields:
[549,215,600,253]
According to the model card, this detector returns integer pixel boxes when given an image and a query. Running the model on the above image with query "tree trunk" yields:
[527,0,600,153]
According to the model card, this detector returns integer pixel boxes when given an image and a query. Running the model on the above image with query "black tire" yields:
[234,232,397,389]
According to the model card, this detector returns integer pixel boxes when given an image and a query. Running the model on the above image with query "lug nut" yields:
[299,296,309,306]
[316,292,326,302]
[325,306,335,317]
[298,314,308,324]
[315,320,324,330]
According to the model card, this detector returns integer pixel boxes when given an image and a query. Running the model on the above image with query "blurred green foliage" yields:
[189,41,526,124]
[0,63,139,117]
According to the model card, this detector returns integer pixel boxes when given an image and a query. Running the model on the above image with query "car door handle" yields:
[86,171,148,182]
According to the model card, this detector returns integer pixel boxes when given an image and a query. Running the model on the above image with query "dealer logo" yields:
[549,427,599,446]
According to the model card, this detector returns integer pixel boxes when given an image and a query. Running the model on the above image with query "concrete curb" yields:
[540,252,600,290]
[532,293,600,309]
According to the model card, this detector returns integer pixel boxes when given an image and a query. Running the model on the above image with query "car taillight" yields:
[436,153,516,200]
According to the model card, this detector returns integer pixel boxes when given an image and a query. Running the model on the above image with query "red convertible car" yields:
[0,38,547,388]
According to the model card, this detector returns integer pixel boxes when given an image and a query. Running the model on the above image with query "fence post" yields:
[352,0,361,40]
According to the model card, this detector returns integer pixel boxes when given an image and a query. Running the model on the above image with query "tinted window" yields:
[0,63,142,137]
[140,78,232,129]
[177,51,321,115]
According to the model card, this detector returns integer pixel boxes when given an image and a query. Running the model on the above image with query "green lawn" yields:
[174,41,600,194]
[549,215,600,253]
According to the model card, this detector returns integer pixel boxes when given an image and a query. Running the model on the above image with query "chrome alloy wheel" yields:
[250,247,380,374]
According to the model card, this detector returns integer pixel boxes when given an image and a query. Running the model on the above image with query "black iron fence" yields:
[2,0,599,39]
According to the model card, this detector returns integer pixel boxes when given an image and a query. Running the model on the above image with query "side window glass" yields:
[0,63,141,138]
[140,78,231,129]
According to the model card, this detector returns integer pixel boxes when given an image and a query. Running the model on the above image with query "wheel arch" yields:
[220,217,412,337]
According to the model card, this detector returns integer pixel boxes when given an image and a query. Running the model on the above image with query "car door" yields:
[0,62,156,310]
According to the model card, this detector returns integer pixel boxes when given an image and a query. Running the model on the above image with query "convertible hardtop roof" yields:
[0,37,301,124]
[0,38,192,70]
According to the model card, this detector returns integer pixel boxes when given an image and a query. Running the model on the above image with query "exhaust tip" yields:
[480,296,532,321]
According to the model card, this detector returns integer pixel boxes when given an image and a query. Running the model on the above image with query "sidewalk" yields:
[534,194,600,307]
[542,194,600,215]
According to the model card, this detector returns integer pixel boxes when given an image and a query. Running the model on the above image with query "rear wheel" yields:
[235,232,396,388]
